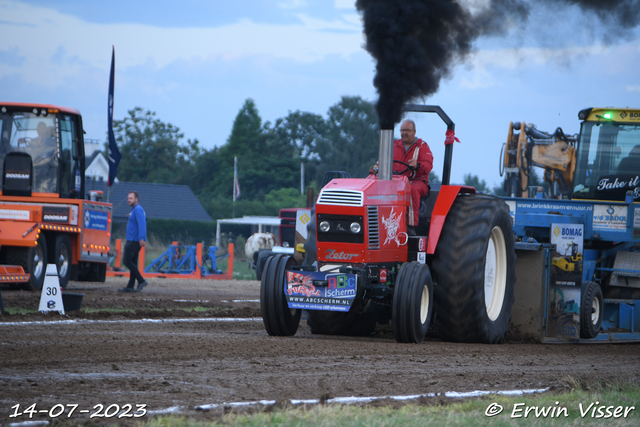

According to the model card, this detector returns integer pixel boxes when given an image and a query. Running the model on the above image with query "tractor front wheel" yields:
[432,194,515,343]
[9,234,48,291]
[392,261,433,343]
[55,235,72,288]
[260,254,301,336]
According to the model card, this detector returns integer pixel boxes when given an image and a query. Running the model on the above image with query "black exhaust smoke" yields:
[356,0,640,129]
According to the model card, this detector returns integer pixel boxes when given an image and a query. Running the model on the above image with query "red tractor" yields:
[260,105,516,343]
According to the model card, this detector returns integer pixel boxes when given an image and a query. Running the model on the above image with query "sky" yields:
[2,0,640,190]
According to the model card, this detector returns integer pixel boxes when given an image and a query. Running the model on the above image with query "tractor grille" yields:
[317,189,363,206]
[367,206,380,250]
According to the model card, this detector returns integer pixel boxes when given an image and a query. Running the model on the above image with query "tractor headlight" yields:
[350,222,361,234]
[319,221,330,233]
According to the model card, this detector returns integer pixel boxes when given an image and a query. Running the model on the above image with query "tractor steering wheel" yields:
[17,137,33,148]
[393,160,413,175]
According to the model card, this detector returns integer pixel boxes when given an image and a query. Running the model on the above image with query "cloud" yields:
[0,0,363,87]
[457,43,616,89]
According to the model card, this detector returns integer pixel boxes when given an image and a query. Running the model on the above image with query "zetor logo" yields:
[324,249,360,260]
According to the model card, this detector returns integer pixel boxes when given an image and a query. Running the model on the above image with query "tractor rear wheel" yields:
[432,194,515,343]
[392,261,433,343]
[580,281,603,339]
[260,254,301,336]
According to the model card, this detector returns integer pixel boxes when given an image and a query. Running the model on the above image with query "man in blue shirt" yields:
[119,191,148,292]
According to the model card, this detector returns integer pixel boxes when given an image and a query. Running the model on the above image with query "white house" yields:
[84,151,116,183]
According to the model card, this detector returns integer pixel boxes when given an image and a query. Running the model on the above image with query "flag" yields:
[233,156,241,200]
[107,46,121,187]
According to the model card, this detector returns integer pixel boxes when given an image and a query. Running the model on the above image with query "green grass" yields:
[137,379,639,427]
[218,257,256,280]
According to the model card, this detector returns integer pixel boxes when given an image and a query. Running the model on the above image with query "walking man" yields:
[119,191,148,292]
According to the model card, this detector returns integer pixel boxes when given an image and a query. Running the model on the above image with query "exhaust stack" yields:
[378,129,394,181]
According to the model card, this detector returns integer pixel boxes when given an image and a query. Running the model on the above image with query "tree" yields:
[463,173,488,193]
[314,96,380,180]
[264,188,306,210]
[196,99,267,202]
[111,107,200,185]
[267,110,327,160]
[197,99,303,217]
[264,110,327,192]
[492,169,548,196]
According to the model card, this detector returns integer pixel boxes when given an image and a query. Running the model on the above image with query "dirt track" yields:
[1,277,639,424]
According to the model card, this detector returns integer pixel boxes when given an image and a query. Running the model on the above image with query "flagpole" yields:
[107,45,121,199]
[233,156,237,218]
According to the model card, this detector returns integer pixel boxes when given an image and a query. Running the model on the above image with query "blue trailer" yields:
[503,107,640,342]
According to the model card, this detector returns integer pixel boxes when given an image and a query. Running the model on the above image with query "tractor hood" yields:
[317,176,410,207]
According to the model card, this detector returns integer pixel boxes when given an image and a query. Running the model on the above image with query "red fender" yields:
[427,185,476,255]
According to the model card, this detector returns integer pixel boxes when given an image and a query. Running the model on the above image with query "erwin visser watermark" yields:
[485,401,635,419]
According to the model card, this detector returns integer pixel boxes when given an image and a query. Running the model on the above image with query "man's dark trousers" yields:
[123,240,144,288]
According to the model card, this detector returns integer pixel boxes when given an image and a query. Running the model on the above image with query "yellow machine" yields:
[552,243,583,274]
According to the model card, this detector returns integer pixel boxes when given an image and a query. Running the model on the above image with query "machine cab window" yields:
[573,115,640,201]
[2,112,58,194]
[59,114,83,198]
[0,106,84,198]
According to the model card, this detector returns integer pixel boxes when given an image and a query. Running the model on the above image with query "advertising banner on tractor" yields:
[0,209,30,220]
[84,209,109,231]
[593,204,628,232]
[547,223,584,340]
[285,270,357,312]
[42,206,70,223]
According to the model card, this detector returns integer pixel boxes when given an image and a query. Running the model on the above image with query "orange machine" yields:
[0,102,112,290]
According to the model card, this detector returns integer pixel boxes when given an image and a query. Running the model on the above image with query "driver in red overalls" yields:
[393,120,433,235]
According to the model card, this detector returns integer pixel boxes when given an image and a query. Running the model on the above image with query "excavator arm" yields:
[501,121,576,198]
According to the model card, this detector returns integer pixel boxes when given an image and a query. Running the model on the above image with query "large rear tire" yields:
[580,281,603,339]
[260,254,301,336]
[432,194,515,343]
[392,261,433,343]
